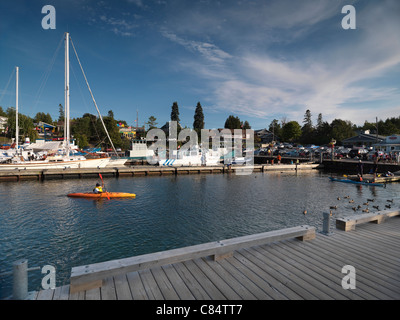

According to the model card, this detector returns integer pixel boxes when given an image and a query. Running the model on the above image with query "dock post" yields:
[13,259,28,300]
[321,212,334,236]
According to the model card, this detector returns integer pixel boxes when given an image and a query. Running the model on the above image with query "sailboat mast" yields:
[15,66,19,151]
[64,32,70,153]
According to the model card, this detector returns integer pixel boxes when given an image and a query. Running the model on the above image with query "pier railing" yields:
[69,225,316,293]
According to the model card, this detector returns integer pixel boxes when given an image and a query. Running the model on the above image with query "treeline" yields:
[0,105,130,149]
[3,102,400,149]
[265,110,400,146]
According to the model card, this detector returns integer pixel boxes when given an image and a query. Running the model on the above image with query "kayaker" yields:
[93,183,103,194]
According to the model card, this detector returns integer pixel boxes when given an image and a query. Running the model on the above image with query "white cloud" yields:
[160,0,400,126]
[161,29,232,64]
[98,14,138,37]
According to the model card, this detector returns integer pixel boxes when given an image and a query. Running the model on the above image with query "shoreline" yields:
[0,163,320,182]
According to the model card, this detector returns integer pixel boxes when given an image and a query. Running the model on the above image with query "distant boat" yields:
[329,177,385,187]
[128,139,155,160]
[158,145,221,167]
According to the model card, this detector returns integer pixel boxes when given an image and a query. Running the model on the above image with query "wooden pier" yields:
[31,214,400,300]
[0,163,320,182]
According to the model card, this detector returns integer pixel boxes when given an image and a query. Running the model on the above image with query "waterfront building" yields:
[342,130,385,148]
[373,135,400,153]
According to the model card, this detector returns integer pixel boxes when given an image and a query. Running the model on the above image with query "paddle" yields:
[98,173,110,200]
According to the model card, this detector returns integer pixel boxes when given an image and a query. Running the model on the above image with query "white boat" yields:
[106,157,128,167]
[158,145,221,167]
[0,33,112,170]
[0,156,110,170]
[128,139,155,159]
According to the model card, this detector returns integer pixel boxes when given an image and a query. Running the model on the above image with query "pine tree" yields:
[170,102,180,123]
[146,116,158,130]
[243,121,251,129]
[224,115,241,129]
[193,102,204,134]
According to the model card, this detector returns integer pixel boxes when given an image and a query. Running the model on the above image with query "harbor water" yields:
[1,170,399,298]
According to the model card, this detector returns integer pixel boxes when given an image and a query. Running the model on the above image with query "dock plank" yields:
[161,264,196,300]
[182,260,226,300]
[100,277,117,300]
[216,257,272,300]
[150,266,180,300]
[236,248,308,299]
[192,257,242,299]
[172,262,211,300]
[139,269,164,300]
[114,274,133,300]
[126,271,148,300]
[201,256,258,300]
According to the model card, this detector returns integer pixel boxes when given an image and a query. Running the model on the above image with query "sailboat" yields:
[0,33,111,170]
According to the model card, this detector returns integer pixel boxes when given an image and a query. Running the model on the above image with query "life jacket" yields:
[94,186,103,193]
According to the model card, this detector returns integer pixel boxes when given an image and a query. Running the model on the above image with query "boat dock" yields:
[30,212,400,300]
[0,163,320,182]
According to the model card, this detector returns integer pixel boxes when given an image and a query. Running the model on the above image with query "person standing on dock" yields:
[357,160,363,180]
[373,158,378,181]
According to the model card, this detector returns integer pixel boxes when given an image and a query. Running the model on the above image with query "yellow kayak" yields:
[67,192,136,198]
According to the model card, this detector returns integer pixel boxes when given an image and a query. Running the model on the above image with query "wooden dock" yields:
[0,163,320,181]
[31,215,400,300]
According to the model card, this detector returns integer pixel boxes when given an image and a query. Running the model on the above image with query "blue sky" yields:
[0,0,399,130]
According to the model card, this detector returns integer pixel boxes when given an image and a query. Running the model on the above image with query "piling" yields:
[321,212,334,236]
[12,259,28,300]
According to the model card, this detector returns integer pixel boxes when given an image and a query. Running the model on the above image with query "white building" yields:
[0,116,7,133]
[373,135,400,153]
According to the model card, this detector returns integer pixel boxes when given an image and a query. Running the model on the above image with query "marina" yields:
[0,162,320,181]
[2,1,400,305]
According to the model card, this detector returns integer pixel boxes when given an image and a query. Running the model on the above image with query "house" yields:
[0,116,7,133]
[34,121,56,139]
[373,135,400,153]
[342,130,385,148]
[254,128,279,144]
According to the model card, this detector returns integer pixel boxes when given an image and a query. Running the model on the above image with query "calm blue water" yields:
[1,170,399,298]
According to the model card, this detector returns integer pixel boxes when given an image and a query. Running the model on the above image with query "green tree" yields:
[34,112,53,124]
[268,119,282,141]
[0,106,7,117]
[170,102,180,123]
[224,115,241,129]
[74,133,89,149]
[330,119,356,144]
[281,121,302,142]
[193,102,204,136]
[71,116,92,140]
[6,107,38,142]
[314,114,331,145]
[58,104,65,122]
[101,110,123,149]
[301,109,314,144]
[316,113,323,129]
[242,120,251,129]
[146,116,158,130]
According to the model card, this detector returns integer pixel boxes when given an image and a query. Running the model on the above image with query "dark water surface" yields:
[1,170,399,298]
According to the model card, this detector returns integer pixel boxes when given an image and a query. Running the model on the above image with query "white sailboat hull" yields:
[106,158,128,167]
[0,157,110,170]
